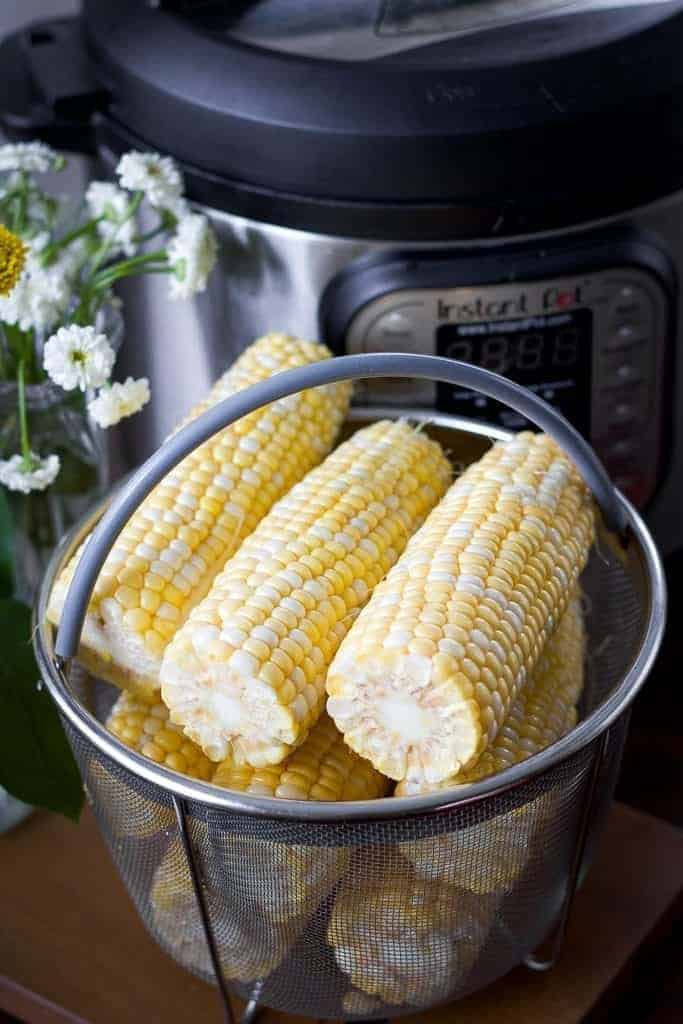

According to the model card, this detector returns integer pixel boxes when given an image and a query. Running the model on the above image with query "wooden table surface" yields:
[1,802,682,1024]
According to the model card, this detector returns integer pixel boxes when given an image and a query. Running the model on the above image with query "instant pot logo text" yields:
[437,285,583,321]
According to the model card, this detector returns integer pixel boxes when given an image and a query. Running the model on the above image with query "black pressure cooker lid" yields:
[2,1,683,238]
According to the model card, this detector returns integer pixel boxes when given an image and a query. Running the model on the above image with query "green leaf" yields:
[0,489,13,599]
[0,598,83,820]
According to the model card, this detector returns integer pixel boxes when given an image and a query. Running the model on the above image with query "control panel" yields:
[322,244,673,509]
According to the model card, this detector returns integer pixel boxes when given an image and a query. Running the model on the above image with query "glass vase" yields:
[0,305,123,602]
[0,305,123,833]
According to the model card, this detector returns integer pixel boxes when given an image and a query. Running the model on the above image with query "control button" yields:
[612,402,635,423]
[374,309,414,336]
[608,283,650,324]
[608,438,636,459]
[362,308,421,352]
[604,387,648,424]
[605,323,648,352]
[615,363,641,383]
[601,343,650,386]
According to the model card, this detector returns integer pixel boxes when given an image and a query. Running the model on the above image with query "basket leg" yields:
[524,730,609,972]
[240,981,264,1024]
[172,795,236,1024]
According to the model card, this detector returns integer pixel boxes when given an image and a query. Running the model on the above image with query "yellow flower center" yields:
[0,224,28,297]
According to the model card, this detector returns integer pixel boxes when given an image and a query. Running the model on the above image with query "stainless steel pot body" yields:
[114,191,683,555]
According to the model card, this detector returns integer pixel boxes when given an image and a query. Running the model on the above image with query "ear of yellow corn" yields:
[327,431,594,785]
[151,835,308,982]
[105,691,214,781]
[201,827,351,925]
[47,334,352,698]
[397,597,585,895]
[401,800,552,898]
[160,419,452,767]
[212,712,389,801]
[327,865,495,1006]
[86,757,173,839]
[395,593,585,796]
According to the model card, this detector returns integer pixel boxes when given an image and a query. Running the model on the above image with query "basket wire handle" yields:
[55,352,627,662]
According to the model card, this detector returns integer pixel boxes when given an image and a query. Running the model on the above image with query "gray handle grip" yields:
[55,353,626,660]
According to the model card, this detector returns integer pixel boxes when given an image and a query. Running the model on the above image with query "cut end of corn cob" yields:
[204,827,351,923]
[105,690,214,781]
[327,431,594,784]
[328,868,495,1006]
[46,334,351,698]
[395,593,585,796]
[401,800,549,896]
[161,419,452,766]
[212,712,389,801]
[151,835,306,982]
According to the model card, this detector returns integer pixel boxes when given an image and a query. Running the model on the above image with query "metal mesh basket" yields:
[35,354,665,1023]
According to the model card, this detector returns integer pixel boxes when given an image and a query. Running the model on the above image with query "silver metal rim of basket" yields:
[34,408,667,824]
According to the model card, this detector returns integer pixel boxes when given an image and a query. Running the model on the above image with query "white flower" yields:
[0,142,61,174]
[0,452,60,493]
[88,377,150,428]
[86,180,138,258]
[116,151,184,211]
[167,213,217,300]
[0,240,72,333]
[43,325,115,392]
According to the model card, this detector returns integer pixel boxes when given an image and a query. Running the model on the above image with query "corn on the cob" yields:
[213,712,389,800]
[47,334,351,698]
[86,757,173,838]
[200,827,351,924]
[397,598,584,894]
[327,431,594,784]
[208,714,384,925]
[151,836,306,981]
[395,593,584,796]
[105,691,214,781]
[161,420,452,766]
[404,801,555,898]
[327,866,494,1006]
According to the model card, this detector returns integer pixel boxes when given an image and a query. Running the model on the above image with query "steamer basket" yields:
[35,355,666,1024]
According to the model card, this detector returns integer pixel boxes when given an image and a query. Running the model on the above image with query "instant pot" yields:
[1,0,683,553]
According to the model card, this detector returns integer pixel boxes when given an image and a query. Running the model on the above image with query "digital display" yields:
[436,309,593,433]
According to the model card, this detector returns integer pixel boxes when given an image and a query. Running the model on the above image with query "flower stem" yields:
[11,171,29,234]
[133,225,167,245]
[133,208,175,245]
[90,250,168,291]
[17,360,34,467]
[40,219,99,266]
[124,191,144,221]
[2,322,38,381]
